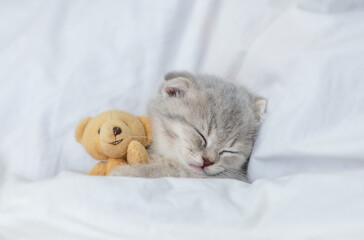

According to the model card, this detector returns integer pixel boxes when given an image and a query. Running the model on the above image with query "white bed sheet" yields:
[1,0,364,239]
[239,0,364,181]
[1,170,364,240]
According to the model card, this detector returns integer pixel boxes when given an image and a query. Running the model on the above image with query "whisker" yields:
[214,169,249,182]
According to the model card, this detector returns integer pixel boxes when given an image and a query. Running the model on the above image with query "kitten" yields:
[110,71,266,181]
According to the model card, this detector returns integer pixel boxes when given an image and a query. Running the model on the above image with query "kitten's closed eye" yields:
[219,150,239,155]
[193,127,207,148]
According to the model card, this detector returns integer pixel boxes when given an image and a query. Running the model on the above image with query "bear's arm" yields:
[88,162,107,176]
[127,140,149,165]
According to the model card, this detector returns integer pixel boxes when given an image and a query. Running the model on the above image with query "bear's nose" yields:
[113,127,122,136]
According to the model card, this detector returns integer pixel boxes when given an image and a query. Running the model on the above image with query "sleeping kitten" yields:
[110,71,266,181]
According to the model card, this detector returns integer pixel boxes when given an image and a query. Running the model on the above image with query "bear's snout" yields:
[113,127,122,136]
[99,119,132,158]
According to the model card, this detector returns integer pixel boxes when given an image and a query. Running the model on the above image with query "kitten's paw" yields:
[109,164,142,177]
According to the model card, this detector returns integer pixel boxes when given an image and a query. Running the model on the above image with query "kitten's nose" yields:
[113,127,122,136]
[202,156,214,168]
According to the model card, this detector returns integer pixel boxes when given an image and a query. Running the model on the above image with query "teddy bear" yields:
[75,110,152,176]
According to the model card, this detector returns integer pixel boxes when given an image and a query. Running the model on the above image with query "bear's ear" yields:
[137,116,152,147]
[75,117,92,143]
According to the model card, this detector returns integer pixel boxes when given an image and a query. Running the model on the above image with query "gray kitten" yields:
[110,71,266,181]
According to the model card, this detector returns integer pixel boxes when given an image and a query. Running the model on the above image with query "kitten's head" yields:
[148,71,266,176]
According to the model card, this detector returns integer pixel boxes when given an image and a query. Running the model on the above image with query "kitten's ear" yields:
[164,71,194,81]
[254,97,267,120]
[161,71,193,97]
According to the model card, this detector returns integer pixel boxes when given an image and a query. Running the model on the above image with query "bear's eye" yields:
[98,128,101,134]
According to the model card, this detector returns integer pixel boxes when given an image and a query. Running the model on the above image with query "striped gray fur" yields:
[111,71,266,182]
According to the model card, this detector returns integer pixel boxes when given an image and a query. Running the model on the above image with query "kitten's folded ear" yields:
[254,97,267,121]
[164,71,194,81]
[161,71,194,98]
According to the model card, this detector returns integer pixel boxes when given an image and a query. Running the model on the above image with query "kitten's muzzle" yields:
[202,157,214,168]
[188,157,214,169]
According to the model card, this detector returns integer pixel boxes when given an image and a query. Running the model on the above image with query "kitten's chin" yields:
[188,164,204,173]
[203,165,225,176]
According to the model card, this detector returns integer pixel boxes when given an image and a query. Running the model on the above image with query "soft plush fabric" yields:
[1,0,364,239]
[75,110,151,175]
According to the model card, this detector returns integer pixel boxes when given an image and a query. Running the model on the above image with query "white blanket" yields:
[1,170,364,240]
[1,0,364,239]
